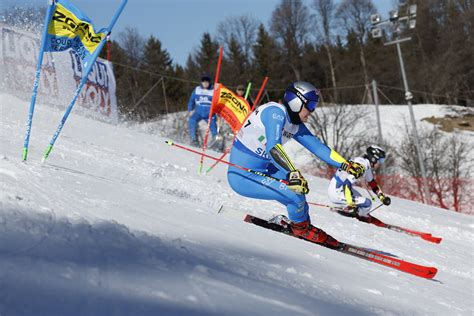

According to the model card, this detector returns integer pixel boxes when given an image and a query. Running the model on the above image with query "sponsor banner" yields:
[0,23,118,124]
[0,25,59,99]
[70,51,118,122]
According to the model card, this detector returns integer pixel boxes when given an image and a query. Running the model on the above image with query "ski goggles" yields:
[378,157,386,164]
[287,86,320,112]
[305,96,319,112]
[302,89,320,112]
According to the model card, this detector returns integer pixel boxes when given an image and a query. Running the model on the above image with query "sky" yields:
[1,0,396,67]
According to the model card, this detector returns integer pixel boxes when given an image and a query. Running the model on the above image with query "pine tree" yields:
[252,24,285,99]
[192,32,220,80]
[222,36,248,85]
[141,36,174,117]
[143,36,173,73]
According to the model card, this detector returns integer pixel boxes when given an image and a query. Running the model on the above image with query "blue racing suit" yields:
[227,102,346,223]
[188,85,217,141]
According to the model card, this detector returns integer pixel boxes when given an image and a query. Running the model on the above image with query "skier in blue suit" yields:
[188,74,217,146]
[227,81,365,247]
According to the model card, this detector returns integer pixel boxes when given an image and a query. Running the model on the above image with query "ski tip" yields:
[421,234,443,244]
[243,214,252,223]
[425,267,438,279]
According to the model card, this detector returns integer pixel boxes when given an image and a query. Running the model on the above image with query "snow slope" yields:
[1,93,473,316]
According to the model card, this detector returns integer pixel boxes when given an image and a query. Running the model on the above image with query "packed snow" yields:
[1,93,473,315]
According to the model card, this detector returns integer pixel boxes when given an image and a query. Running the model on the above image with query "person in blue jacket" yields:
[227,81,365,247]
[188,74,217,146]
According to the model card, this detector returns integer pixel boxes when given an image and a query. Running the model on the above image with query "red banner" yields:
[212,83,251,133]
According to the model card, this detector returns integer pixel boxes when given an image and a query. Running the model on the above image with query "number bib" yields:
[236,102,299,159]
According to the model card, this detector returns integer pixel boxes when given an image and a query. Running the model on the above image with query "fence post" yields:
[372,80,383,144]
[129,77,162,113]
[161,76,169,114]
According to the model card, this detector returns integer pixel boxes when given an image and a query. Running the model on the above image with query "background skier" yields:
[187,74,217,146]
[327,145,392,221]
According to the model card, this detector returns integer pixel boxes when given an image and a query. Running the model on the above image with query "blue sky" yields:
[1,0,395,66]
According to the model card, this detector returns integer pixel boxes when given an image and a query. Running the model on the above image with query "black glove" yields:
[377,192,391,206]
[340,160,365,179]
[287,170,309,194]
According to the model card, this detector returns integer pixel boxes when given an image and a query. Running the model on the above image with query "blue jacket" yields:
[187,85,214,112]
[234,102,345,173]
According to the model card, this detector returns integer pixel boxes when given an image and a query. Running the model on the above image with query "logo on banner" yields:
[212,84,250,132]
[70,51,114,118]
[44,0,107,76]
[0,25,59,98]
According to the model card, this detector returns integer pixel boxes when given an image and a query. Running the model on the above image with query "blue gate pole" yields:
[22,0,57,161]
[41,0,128,162]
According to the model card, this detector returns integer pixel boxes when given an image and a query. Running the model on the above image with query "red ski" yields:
[329,207,442,244]
[244,214,438,279]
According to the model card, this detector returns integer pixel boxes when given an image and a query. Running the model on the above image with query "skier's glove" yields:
[287,170,309,195]
[340,160,365,179]
[377,192,391,206]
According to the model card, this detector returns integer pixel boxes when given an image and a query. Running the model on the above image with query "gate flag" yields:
[22,0,127,161]
[212,84,251,133]
[44,0,107,77]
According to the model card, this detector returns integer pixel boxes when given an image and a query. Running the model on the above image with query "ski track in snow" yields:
[1,93,473,315]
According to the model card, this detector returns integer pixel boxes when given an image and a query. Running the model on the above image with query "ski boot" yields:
[336,205,358,218]
[268,214,292,233]
[191,139,200,147]
[290,220,341,249]
[355,213,372,223]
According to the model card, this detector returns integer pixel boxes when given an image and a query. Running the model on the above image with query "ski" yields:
[329,207,442,244]
[243,214,438,279]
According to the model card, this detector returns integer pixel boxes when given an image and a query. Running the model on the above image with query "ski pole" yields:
[166,140,289,185]
[307,202,332,208]
[365,184,376,201]
[308,201,384,213]
[168,140,358,209]
[370,203,384,213]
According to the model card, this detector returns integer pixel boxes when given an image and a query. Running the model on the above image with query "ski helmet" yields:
[366,145,386,164]
[282,81,320,124]
[201,74,211,82]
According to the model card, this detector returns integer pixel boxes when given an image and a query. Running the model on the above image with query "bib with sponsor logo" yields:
[236,102,299,159]
[194,86,213,107]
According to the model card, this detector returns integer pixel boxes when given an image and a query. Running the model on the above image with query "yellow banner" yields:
[217,86,250,124]
[48,3,105,54]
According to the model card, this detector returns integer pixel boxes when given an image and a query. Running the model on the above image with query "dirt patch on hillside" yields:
[422,108,474,132]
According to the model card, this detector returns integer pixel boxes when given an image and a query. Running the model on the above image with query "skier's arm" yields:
[368,179,392,205]
[187,89,196,112]
[365,167,383,195]
[368,179,382,194]
[261,107,309,194]
[293,124,346,168]
[261,107,295,172]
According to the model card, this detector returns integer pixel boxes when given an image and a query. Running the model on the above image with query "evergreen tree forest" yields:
[101,0,473,121]
[3,0,473,121]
